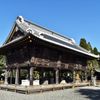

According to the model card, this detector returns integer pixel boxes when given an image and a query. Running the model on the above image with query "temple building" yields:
[0,16,99,86]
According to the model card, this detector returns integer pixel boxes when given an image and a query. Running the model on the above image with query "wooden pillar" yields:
[27,69,30,80]
[55,68,59,84]
[15,67,19,85]
[73,70,76,83]
[30,67,34,85]
[84,71,87,82]
[54,55,61,84]
[91,70,94,81]
[4,69,8,85]
[42,69,46,82]
[42,69,45,78]
[10,69,13,84]
[40,69,45,84]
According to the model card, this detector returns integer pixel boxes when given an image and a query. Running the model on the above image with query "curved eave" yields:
[0,36,26,55]
[4,22,17,44]
[16,21,99,59]
[33,33,99,58]
[0,36,24,49]
[3,20,26,45]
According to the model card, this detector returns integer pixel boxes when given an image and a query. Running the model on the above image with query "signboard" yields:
[33,80,40,85]
[21,80,30,86]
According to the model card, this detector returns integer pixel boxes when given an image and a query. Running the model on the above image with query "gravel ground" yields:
[0,86,100,100]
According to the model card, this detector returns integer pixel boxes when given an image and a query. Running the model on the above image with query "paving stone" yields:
[0,86,100,100]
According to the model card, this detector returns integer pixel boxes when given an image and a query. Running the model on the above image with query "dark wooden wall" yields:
[6,33,87,70]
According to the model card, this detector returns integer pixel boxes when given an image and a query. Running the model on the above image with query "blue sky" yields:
[0,0,100,51]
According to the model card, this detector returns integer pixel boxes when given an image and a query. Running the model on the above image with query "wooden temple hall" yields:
[0,16,99,86]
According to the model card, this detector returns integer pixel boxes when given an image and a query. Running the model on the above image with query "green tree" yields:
[87,42,92,52]
[93,47,99,55]
[33,71,40,80]
[79,38,100,81]
[87,59,99,78]
[79,38,88,50]
[80,38,99,55]
[0,55,5,77]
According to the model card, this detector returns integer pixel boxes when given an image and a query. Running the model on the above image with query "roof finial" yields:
[17,16,24,23]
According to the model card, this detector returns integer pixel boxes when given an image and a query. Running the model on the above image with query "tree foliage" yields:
[79,38,88,50]
[87,59,99,78]
[87,60,99,71]
[87,42,92,52]
[80,38,100,78]
[80,38,99,55]
[93,47,98,55]
[0,55,5,77]
[0,55,5,67]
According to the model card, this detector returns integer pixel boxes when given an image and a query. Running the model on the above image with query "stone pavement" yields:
[0,86,100,100]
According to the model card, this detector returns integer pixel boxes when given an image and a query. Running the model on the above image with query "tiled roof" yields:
[1,16,99,58]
